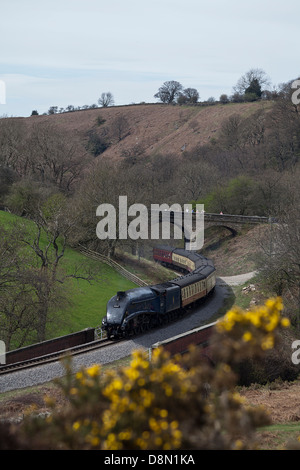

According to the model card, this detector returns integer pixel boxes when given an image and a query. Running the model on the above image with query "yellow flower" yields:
[248,312,261,327]
[234,439,244,449]
[232,392,245,404]
[281,317,290,328]
[265,298,276,309]
[159,409,168,418]
[111,378,123,390]
[163,384,173,396]
[44,395,55,407]
[160,420,169,430]
[261,334,274,350]
[118,430,132,441]
[90,437,100,447]
[170,420,179,429]
[73,421,80,431]
[124,367,140,380]
[86,364,101,377]
[242,331,253,342]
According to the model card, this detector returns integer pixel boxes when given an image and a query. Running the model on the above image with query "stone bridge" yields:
[151,210,271,250]
[203,212,270,236]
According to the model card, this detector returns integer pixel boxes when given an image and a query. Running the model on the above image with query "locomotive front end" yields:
[102,287,160,338]
[101,291,129,339]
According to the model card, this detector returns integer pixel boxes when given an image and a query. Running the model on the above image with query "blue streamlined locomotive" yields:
[101,246,216,339]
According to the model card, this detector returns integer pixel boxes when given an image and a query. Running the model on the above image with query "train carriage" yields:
[153,245,175,268]
[171,265,216,308]
[102,245,216,338]
[171,248,201,272]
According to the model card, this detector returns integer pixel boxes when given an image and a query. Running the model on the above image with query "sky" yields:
[0,0,299,117]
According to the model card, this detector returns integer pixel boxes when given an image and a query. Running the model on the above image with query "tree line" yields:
[32,68,280,117]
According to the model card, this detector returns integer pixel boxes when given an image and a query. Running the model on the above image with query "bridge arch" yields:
[150,210,269,249]
[203,212,269,237]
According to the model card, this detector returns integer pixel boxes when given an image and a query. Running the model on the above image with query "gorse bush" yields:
[214,297,289,363]
[214,297,298,386]
[3,297,295,450]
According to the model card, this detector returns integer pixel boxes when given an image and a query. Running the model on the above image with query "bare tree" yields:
[0,194,96,344]
[179,160,218,201]
[154,81,183,104]
[0,221,69,349]
[27,123,91,192]
[0,118,29,177]
[233,68,271,96]
[98,92,114,107]
[110,114,130,142]
[254,172,300,327]
[178,88,199,104]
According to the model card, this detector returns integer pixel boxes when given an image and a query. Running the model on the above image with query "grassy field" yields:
[257,422,300,450]
[0,211,137,339]
[59,247,138,333]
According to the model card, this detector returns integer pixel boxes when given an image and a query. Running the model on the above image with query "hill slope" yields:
[0,211,137,340]
[24,100,272,161]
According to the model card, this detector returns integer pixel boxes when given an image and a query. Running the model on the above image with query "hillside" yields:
[0,210,137,341]
[23,100,272,161]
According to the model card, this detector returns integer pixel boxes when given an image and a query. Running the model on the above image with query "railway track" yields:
[0,337,120,376]
[0,302,199,377]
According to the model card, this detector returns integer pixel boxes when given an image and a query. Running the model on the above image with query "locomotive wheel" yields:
[123,328,128,338]
[107,329,112,339]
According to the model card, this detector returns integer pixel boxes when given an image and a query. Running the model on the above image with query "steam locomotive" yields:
[101,246,216,339]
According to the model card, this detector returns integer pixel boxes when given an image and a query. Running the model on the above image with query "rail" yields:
[0,337,116,375]
[203,212,270,224]
[151,210,271,224]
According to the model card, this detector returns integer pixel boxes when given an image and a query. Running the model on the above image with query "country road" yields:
[218,271,257,286]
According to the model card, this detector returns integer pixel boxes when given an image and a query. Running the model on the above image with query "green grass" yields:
[257,422,300,450]
[0,211,137,339]
[60,247,136,333]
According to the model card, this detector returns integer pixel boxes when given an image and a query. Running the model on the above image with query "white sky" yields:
[0,0,299,116]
